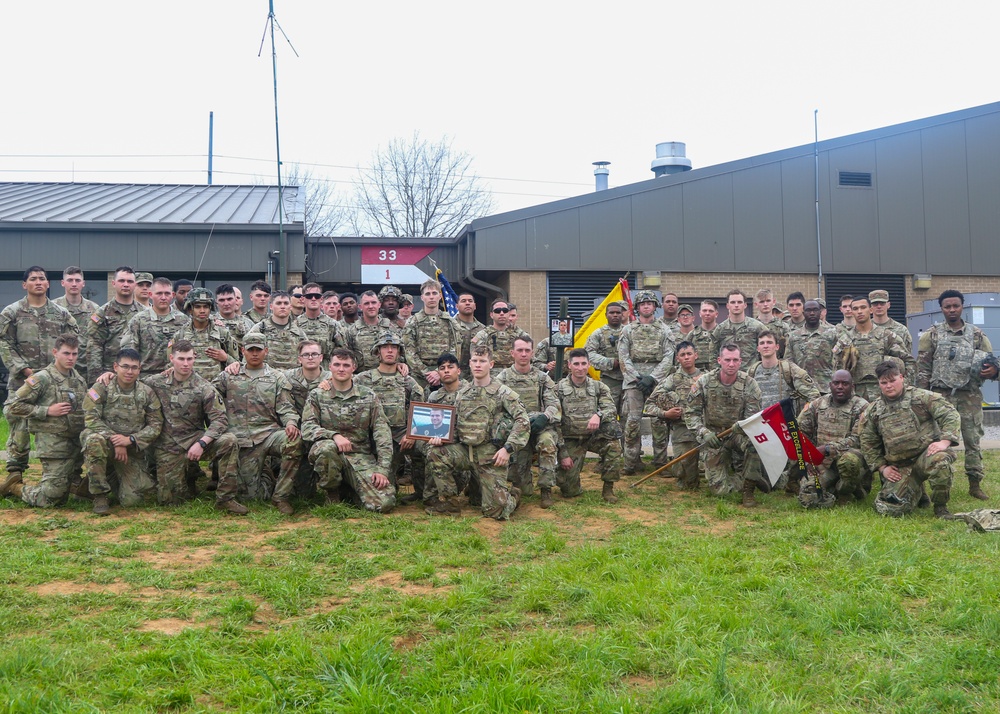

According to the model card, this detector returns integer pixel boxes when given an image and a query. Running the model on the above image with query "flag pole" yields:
[630,427,733,488]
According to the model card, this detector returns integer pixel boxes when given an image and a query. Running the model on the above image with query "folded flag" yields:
[737,398,824,487]
[430,259,459,317]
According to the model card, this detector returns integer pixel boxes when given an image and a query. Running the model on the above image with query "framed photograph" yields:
[550,317,574,347]
[408,402,457,443]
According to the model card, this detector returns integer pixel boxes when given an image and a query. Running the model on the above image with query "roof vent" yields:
[651,142,692,177]
[838,171,872,188]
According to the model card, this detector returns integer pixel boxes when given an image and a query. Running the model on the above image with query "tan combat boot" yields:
[92,496,111,516]
[0,471,23,498]
[539,488,553,509]
[215,499,249,515]
[272,499,294,516]
[742,480,758,508]
[602,481,618,504]
[969,479,989,501]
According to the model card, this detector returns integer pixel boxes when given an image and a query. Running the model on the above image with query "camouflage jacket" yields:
[685,369,762,440]
[455,318,485,371]
[453,380,530,451]
[687,325,718,372]
[746,359,821,410]
[797,393,868,460]
[555,376,617,440]
[83,379,163,450]
[244,309,269,325]
[245,318,309,371]
[8,364,87,437]
[347,318,401,371]
[916,321,994,392]
[354,367,424,432]
[87,300,142,378]
[217,312,255,348]
[281,367,332,414]
[427,380,468,406]
[403,311,463,380]
[212,364,299,448]
[496,367,561,422]
[860,386,960,470]
[0,297,79,391]
[833,324,914,384]
[711,316,766,365]
[120,308,190,377]
[531,338,556,372]
[301,382,393,474]
[643,367,702,442]
[471,325,532,370]
[786,323,839,393]
[585,324,624,381]
[145,371,229,454]
[294,313,345,363]
[53,296,99,375]
[172,321,239,381]
[617,319,675,389]
[874,318,912,353]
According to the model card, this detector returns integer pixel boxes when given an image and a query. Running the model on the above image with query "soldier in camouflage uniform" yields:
[301,347,396,513]
[53,266,99,384]
[585,300,628,416]
[643,340,702,489]
[556,349,623,504]
[133,272,154,310]
[869,290,913,353]
[295,282,344,366]
[796,370,870,508]
[617,291,675,474]
[497,336,561,500]
[685,342,765,506]
[712,290,766,366]
[0,267,79,482]
[244,291,308,370]
[691,300,720,373]
[244,280,271,325]
[278,341,332,500]
[215,284,254,349]
[471,299,531,376]
[87,266,142,381]
[82,348,163,514]
[784,292,808,339]
[378,285,408,330]
[403,280,463,394]
[916,289,999,500]
[424,345,530,519]
[213,334,302,508]
[172,288,238,380]
[347,291,401,371]
[670,303,697,342]
[120,277,190,379]
[4,335,87,507]
[145,340,246,513]
[834,296,915,402]
[786,300,839,393]
[753,289,789,357]
[455,292,485,379]
[532,336,557,374]
[861,360,962,518]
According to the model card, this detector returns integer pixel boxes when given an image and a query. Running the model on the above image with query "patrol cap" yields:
[243,334,267,350]
[868,290,889,303]
[135,272,154,285]
[634,290,661,307]
[400,294,414,306]
[378,285,404,301]
[677,303,695,314]
[814,298,826,309]
[606,300,628,312]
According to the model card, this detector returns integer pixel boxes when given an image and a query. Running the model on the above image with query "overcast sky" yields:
[3,1,997,219]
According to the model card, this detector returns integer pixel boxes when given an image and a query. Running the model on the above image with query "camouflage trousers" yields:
[155,434,239,505]
[557,434,622,497]
[601,377,624,420]
[933,387,985,483]
[2,399,29,474]
[309,440,396,513]
[700,432,763,496]
[622,388,649,471]
[426,442,519,520]
[509,426,558,495]
[649,419,671,468]
[415,441,469,503]
[670,439,700,489]
[798,450,868,508]
[82,431,155,506]
[874,448,955,516]
[20,433,83,508]
[241,430,302,503]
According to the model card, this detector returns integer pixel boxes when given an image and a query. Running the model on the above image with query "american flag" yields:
[432,262,460,317]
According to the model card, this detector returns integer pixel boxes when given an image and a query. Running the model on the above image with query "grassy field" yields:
[1,451,1000,713]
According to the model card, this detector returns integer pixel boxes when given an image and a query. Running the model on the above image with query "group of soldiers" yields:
[0,265,996,521]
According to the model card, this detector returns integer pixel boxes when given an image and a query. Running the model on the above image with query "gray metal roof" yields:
[0,183,303,226]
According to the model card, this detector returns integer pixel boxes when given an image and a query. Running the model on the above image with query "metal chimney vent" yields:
[651,142,692,177]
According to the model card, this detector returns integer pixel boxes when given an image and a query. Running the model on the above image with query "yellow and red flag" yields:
[573,277,632,378]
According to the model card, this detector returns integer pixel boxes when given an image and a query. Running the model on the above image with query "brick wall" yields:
[653,272,825,308]
[903,275,1000,316]
[505,271,548,340]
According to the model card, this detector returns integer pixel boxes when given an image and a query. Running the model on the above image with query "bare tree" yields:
[282,163,348,237]
[352,133,494,237]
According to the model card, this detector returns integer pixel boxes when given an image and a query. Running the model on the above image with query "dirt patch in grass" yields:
[623,674,658,689]
[392,631,424,651]
[143,546,219,569]
[31,580,131,596]
[138,617,211,635]
[357,571,454,597]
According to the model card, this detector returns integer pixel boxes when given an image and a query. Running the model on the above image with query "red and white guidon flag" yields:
[737,399,824,487]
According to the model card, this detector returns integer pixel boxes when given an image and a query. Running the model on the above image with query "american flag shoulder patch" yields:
[25,376,38,386]
[88,389,100,401]
[90,313,101,323]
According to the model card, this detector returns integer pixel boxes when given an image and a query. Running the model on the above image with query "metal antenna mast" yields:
[258,0,298,290]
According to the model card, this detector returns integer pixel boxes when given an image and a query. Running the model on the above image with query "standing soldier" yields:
[408,353,468,506]
[145,341,246,512]
[660,292,680,328]
[796,370,870,508]
[301,347,396,513]
[244,291,308,370]
[133,272,154,310]
[556,349,623,504]
[378,285,408,330]
[712,290,766,364]
[531,336,556,374]
[120,277,190,379]
[424,345,529,519]
[691,300,720,372]
[0,267,79,485]
[471,300,531,376]
[786,300,839,393]
[346,291,399,371]
[869,290,913,353]
[916,289,999,500]
[670,303,697,341]
[281,340,332,499]
[82,348,163,515]
[784,292,808,337]
[402,280,463,394]
[87,266,141,380]
[455,292,485,378]
[834,296,914,402]
[244,280,271,325]
[585,300,628,416]
[685,343,765,506]
[753,288,789,356]
[617,291,675,474]
[53,266,99,384]
[861,360,962,519]
[3,334,87,507]
[172,280,194,314]
[295,282,344,365]
[497,336,561,501]
[173,288,238,380]
[215,284,254,349]
[643,340,702,489]
[339,292,360,326]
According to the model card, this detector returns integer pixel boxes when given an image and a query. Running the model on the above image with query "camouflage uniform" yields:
[425,380,530,519]
[244,309,268,326]
[471,325,532,375]
[685,369,764,495]
[916,321,995,490]
[642,367,702,488]
[786,322,840,393]
[354,366,425,488]
[746,360,821,413]
[218,313,254,349]
[244,318,308,370]
[555,376,622,495]
[455,317,486,379]
[496,366,561,495]
[833,325,915,402]
[295,312,344,365]
[347,318,400,371]
[120,308,190,378]
[87,299,142,379]
[418,380,469,503]
[875,317,912,353]
[402,311,462,393]
[711,316,767,365]
[82,380,163,506]
[861,386,961,516]
[145,371,239,505]
[617,319,675,472]
[796,394,870,508]
[53,295,99,382]
[585,323,626,415]
[755,315,789,357]
[532,338,556,372]
[171,321,239,381]
[213,364,301,502]
[8,364,87,507]
[301,382,396,513]
[688,325,718,373]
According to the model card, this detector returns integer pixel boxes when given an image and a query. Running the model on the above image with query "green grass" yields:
[1,445,1000,712]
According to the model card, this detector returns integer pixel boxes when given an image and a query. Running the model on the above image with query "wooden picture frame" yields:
[550,317,574,347]
[407,402,457,443]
